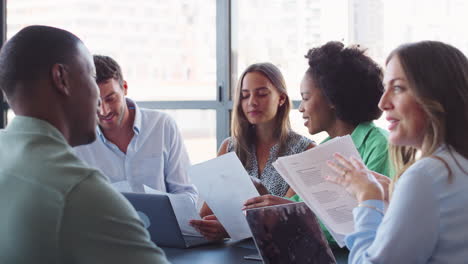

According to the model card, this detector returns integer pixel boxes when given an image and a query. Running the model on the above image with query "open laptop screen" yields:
[122,192,213,248]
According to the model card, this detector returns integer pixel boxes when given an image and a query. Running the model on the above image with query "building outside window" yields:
[3,0,468,162]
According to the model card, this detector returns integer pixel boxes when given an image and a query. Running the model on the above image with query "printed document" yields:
[189,152,260,241]
[273,135,360,247]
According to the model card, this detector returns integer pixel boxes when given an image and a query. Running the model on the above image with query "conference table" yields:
[161,239,349,263]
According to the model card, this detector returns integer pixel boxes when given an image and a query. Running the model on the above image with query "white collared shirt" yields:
[74,98,198,204]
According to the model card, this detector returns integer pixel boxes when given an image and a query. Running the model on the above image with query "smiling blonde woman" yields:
[327,41,468,263]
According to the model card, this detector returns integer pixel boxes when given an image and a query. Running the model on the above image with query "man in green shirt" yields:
[0,26,169,263]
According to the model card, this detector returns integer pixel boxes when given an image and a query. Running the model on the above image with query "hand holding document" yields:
[273,135,360,247]
[143,185,202,236]
[189,152,260,241]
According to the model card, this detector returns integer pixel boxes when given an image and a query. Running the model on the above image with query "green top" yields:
[288,122,390,246]
[0,116,169,264]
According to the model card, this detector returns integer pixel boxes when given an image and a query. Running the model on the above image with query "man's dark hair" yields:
[305,41,384,126]
[0,25,81,97]
[93,55,124,87]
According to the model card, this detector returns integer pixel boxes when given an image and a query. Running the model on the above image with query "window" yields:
[3,0,468,158]
[5,0,218,163]
[231,0,468,139]
[232,0,348,101]
[159,109,217,164]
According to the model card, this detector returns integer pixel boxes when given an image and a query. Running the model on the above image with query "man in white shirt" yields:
[74,55,197,203]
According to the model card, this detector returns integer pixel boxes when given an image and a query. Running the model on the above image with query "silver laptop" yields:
[245,202,336,264]
[122,192,212,248]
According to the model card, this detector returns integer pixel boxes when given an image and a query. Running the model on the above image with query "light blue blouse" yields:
[346,145,468,263]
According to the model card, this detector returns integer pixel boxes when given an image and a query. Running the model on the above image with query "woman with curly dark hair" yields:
[297,41,389,178]
[243,42,391,247]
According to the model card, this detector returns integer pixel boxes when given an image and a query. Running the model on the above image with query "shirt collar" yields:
[96,97,141,143]
[350,122,375,149]
[129,98,141,135]
[320,136,331,144]
[319,122,375,147]
[6,115,67,144]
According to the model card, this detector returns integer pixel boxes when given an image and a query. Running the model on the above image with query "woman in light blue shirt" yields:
[327,41,468,263]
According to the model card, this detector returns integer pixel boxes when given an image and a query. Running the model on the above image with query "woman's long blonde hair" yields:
[231,62,292,167]
[387,41,468,195]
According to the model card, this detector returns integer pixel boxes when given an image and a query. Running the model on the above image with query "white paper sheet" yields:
[143,185,202,236]
[273,135,360,247]
[189,152,260,241]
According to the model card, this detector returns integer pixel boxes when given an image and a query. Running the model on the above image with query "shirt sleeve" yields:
[163,116,198,204]
[59,172,170,264]
[345,159,440,263]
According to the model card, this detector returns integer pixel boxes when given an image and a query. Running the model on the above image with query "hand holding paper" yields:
[242,194,294,210]
[143,185,202,236]
[272,135,361,247]
[189,152,259,241]
[326,153,384,203]
[189,215,229,241]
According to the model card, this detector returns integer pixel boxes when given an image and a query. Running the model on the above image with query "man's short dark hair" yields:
[305,41,384,126]
[0,25,81,97]
[93,55,124,87]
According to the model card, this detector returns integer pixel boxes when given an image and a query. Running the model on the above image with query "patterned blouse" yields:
[225,131,313,197]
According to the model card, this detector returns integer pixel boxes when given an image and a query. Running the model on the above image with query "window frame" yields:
[0,0,301,150]
[0,0,6,129]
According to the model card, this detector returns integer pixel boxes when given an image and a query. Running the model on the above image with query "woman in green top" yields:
[243,41,391,246]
